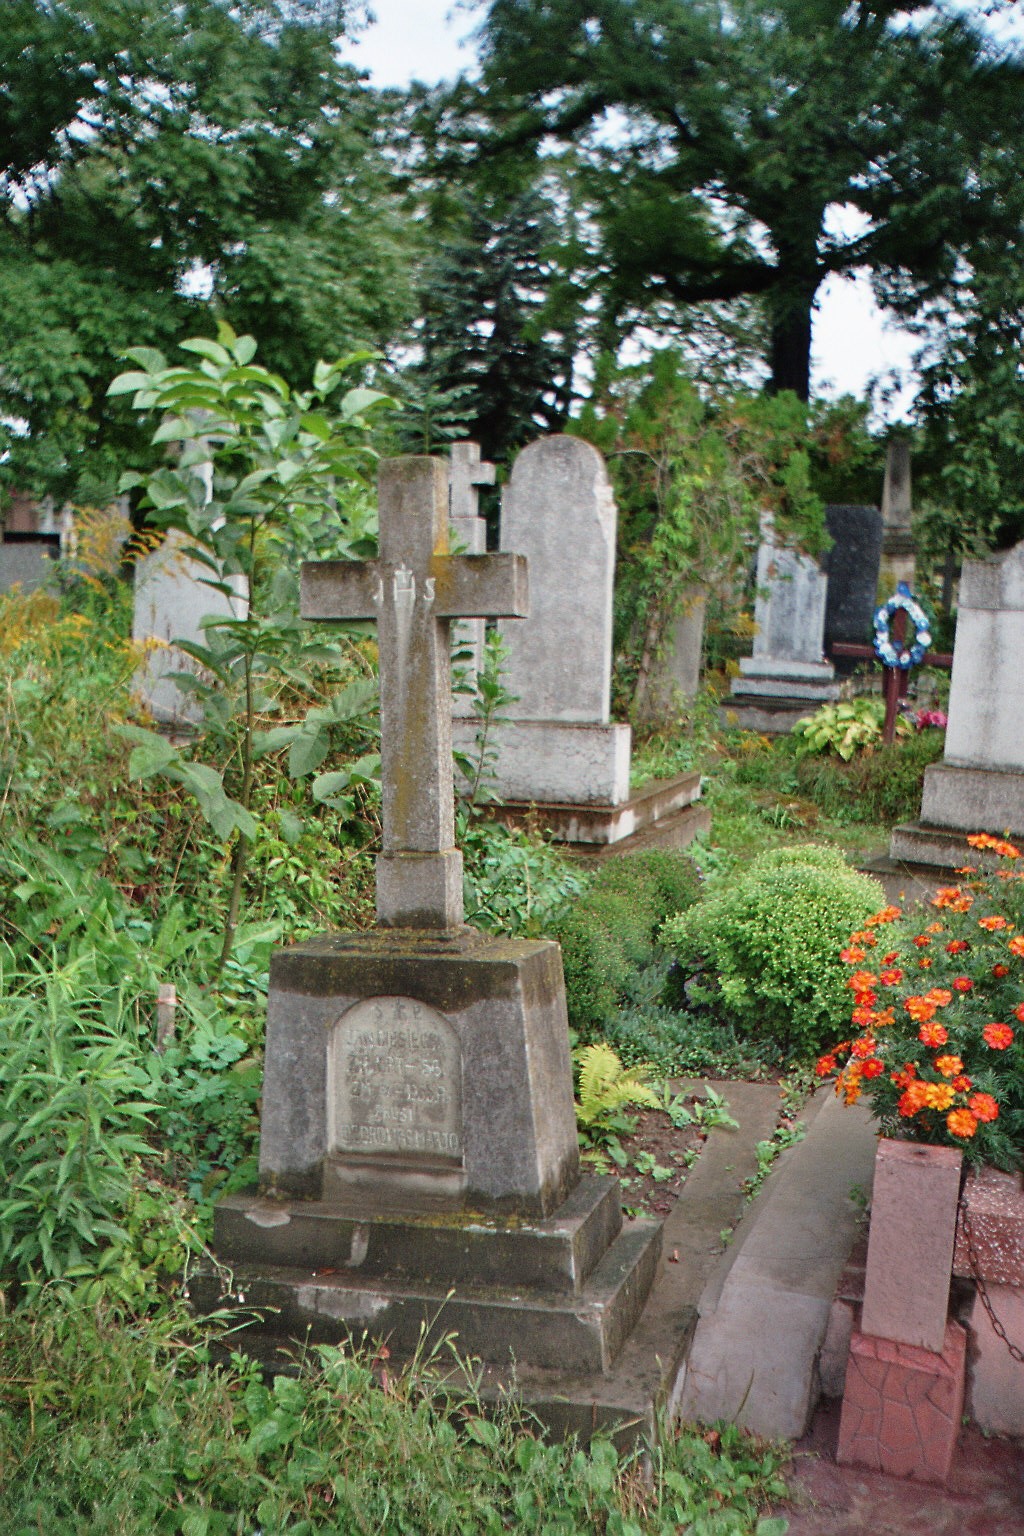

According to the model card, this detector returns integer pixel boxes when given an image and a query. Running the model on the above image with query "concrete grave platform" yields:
[480,768,710,851]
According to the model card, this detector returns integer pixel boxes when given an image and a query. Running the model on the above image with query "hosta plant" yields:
[793,696,910,760]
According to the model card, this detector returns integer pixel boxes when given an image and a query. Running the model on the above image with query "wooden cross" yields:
[301,457,528,929]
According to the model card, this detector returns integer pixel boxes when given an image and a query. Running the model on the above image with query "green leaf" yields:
[179,337,233,367]
[106,370,157,397]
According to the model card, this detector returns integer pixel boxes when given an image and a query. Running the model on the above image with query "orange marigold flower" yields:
[1009,935,1024,957]
[851,1005,877,1027]
[861,1058,885,1079]
[927,922,945,933]
[934,1054,964,1079]
[919,957,933,969]
[952,976,973,993]
[1015,1003,1024,1023]
[925,1083,955,1111]
[913,935,931,948]
[816,1054,837,1077]
[967,833,1021,858]
[933,887,965,908]
[969,1092,999,1123]
[978,915,1010,931]
[946,940,970,954]
[956,865,979,875]
[898,1082,931,1116]
[874,1007,896,1028]
[905,996,937,1023]
[852,991,878,1010]
[919,1022,949,1047]
[947,1109,978,1139]
[848,930,878,947]
[891,1069,914,1090]
[846,970,879,994]
[865,906,902,926]
[880,968,903,985]
[983,1022,1014,1049]
[993,964,1010,978]
[851,1035,877,1059]
[924,988,953,1007]
[840,945,866,964]
[951,1074,973,1093]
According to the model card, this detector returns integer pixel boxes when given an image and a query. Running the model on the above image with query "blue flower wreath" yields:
[873,582,932,670]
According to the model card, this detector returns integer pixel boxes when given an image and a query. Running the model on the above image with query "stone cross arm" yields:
[301,552,528,624]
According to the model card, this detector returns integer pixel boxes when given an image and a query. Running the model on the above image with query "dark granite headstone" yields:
[824,504,884,661]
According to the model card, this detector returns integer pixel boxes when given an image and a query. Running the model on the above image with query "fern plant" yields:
[573,1043,660,1170]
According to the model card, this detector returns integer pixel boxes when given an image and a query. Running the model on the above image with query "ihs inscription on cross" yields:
[301,458,529,929]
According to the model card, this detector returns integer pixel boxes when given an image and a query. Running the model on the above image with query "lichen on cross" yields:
[301,457,529,929]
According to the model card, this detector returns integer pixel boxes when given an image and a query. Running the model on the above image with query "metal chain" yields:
[960,1187,1024,1365]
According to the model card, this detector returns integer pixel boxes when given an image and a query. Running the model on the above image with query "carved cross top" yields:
[301,457,528,929]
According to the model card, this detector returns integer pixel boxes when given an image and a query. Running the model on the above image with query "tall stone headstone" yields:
[199,459,664,1423]
[727,518,838,732]
[880,439,915,593]
[891,538,1024,868]
[634,585,708,726]
[451,436,708,847]
[823,503,884,659]
[0,533,59,594]
[448,441,495,718]
[132,530,248,725]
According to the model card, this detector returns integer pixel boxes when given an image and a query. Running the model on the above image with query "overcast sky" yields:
[341,0,922,422]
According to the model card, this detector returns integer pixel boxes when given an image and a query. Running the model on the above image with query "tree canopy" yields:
[454,0,1023,399]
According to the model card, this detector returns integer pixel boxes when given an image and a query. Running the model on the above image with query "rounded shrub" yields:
[661,845,886,1059]
[550,850,701,1035]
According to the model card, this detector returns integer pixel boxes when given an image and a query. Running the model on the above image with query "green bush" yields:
[662,845,886,1059]
[793,728,945,825]
[551,850,701,1034]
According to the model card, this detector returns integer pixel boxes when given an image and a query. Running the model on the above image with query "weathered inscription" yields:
[328,996,462,1162]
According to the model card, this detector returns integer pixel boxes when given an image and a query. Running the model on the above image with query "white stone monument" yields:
[727,516,838,733]
[891,537,1024,868]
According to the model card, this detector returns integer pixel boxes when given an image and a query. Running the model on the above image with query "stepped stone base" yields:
[485,770,708,849]
[195,1178,662,1376]
[837,1322,967,1486]
[720,694,831,735]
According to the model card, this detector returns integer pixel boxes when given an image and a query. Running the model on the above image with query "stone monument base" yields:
[195,1175,661,1378]
[485,770,709,851]
[724,658,839,735]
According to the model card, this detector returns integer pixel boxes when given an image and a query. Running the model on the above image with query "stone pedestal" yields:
[197,928,662,1382]
[727,535,838,733]
[890,538,1024,872]
[953,1165,1024,1437]
[837,1322,966,1485]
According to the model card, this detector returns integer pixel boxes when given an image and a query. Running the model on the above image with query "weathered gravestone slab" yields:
[634,586,708,726]
[727,518,838,732]
[449,441,495,717]
[199,458,664,1423]
[0,532,60,594]
[132,529,248,724]
[891,537,1024,869]
[452,436,707,847]
[823,504,884,661]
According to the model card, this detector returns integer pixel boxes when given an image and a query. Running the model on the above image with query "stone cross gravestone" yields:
[200,457,663,1422]
[448,442,495,717]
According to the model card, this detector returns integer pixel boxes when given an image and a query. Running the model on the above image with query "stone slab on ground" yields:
[480,769,706,848]
[679,1086,878,1440]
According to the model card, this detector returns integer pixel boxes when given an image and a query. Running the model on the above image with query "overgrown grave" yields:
[193,456,691,1440]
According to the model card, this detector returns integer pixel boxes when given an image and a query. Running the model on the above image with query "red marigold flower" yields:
[866,906,902,926]
[947,1109,978,1139]
[898,1082,930,1116]
[952,976,973,993]
[983,1022,1014,1050]
[852,1035,877,1059]
[951,1075,973,1093]
[816,1054,837,1077]
[883,951,899,965]
[852,991,878,1010]
[919,1021,949,1047]
[924,988,953,1007]
[1009,935,1024,957]
[969,1092,999,1123]
[934,1054,964,1079]
[919,957,933,969]
[851,1005,877,1027]
[946,940,969,954]
[840,946,866,964]
[993,964,1010,979]
[1016,1003,1024,1023]
[913,935,931,948]
[933,886,965,908]
[891,1069,914,1090]
[978,915,1010,931]
[861,1058,885,1079]
[880,968,903,985]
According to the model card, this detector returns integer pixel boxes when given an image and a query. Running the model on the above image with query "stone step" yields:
[212,1175,623,1295]
[486,769,704,847]
[192,1218,662,1375]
